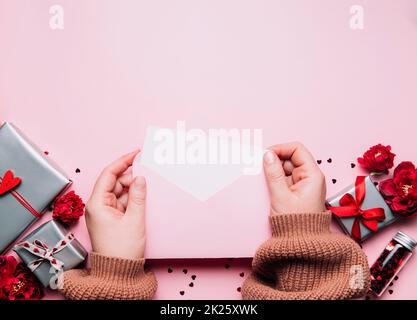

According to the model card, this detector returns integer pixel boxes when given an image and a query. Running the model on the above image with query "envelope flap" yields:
[138,125,263,201]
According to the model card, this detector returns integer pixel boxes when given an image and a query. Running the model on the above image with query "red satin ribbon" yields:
[327,176,386,242]
[0,171,42,218]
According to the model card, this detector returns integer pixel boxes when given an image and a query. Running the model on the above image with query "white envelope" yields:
[133,125,271,259]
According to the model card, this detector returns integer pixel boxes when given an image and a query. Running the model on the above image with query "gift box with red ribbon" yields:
[13,219,87,287]
[0,122,72,253]
[326,176,398,242]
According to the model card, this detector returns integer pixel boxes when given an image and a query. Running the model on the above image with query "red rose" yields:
[358,144,396,173]
[380,162,417,216]
[53,191,85,224]
[0,256,17,287]
[0,256,43,300]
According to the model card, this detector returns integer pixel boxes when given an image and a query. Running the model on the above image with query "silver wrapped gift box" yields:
[326,176,398,242]
[13,219,87,287]
[0,122,72,253]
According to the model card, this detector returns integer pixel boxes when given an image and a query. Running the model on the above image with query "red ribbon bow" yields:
[326,176,386,242]
[0,170,42,218]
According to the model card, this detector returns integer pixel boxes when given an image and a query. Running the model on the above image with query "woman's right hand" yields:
[85,151,147,260]
[263,142,327,215]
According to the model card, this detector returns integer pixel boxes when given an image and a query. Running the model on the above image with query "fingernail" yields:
[134,176,146,188]
[264,150,276,164]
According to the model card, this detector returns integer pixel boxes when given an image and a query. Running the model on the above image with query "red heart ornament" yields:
[0,170,22,195]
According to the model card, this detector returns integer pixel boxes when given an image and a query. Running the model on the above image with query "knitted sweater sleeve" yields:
[242,212,370,300]
[61,252,157,300]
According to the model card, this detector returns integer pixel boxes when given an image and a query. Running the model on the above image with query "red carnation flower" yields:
[0,255,17,287]
[0,256,43,300]
[380,162,417,216]
[53,191,85,224]
[358,144,395,173]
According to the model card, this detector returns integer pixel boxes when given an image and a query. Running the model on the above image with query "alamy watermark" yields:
[349,265,365,290]
[49,5,64,30]
[350,5,364,30]
[49,266,64,290]
[152,121,264,175]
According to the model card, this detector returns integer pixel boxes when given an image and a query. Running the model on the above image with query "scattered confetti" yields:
[168,267,173,273]
[317,160,322,165]
[237,287,241,292]
[191,275,196,280]
[225,264,231,269]
[189,282,194,287]
[180,291,185,296]
[44,151,49,155]
[239,272,245,277]
[388,290,393,295]
[351,163,356,168]
[332,179,337,184]
[75,168,81,173]
[327,158,332,163]
[182,269,188,274]
[394,276,399,281]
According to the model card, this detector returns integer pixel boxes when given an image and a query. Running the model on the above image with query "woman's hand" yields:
[263,142,326,214]
[85,151,147,260]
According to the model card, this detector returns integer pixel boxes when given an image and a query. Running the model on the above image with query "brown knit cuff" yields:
[89,252,146,281]
[270,211,332,237]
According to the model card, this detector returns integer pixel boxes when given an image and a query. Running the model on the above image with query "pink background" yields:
[1,0,417,299]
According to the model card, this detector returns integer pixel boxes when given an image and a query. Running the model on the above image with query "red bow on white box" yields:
[326,176,386,242]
